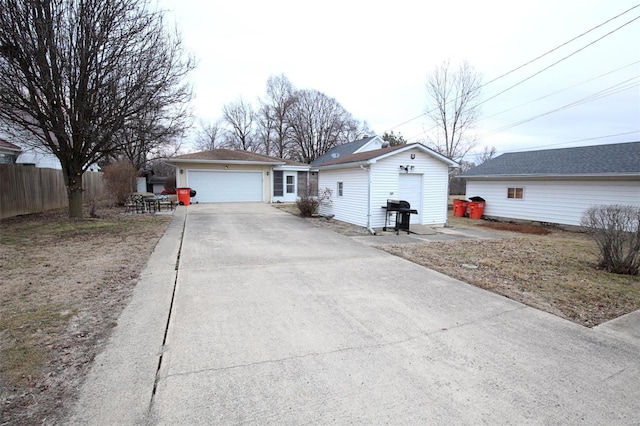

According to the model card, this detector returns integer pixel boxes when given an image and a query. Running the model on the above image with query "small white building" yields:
[314,141,458,232]
[462,141,640,227]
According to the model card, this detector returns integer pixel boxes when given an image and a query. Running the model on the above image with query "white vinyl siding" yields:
[318,147,451,229]
[466,179,640,226]
[318,168,369,227]
[371,151,449,227]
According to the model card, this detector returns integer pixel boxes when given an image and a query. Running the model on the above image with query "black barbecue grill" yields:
[382,199,418,234]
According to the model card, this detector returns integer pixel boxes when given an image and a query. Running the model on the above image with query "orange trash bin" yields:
[468,201,485,219]
[453,199,469,217]
[176,187,191,206]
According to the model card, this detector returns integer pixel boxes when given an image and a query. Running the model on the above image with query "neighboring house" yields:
[0,139,23,164]
[314,142,458,232]
[165,149,311,203]
[461,141,640,227]
[313,135,387,166]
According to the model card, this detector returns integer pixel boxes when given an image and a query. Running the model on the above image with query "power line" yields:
[481,60,640,121]
[481,3,640,88]
[484,76,640,136]
[482,131,640,155]
[384,4,640,133]
[477,13,640,109]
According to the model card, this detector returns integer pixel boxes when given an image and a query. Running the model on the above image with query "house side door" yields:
[399,174,422,224]
[283,172,297,202]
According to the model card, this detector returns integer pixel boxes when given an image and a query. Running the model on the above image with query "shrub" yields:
[581,205,640,275]
[296,186,332,218]
[102,159,138,205]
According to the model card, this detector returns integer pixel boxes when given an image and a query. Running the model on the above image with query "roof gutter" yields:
[166,159,286,166]
[317,160,372,170]
[463,172,640,179]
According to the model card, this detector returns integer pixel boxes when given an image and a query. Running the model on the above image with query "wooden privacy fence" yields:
[0,164,105,219]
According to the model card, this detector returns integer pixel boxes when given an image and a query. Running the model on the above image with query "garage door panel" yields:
[188,171,263,202]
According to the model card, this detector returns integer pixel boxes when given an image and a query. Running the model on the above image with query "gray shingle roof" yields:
[318,144,408,166]
[462,142,640,178]
[311,136,377,166]
[171,149,306,166]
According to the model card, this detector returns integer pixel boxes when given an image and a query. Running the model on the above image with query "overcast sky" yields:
[159,0,640,159]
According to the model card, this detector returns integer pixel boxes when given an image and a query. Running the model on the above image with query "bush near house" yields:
[581,205,640,276]
[103,159,138,205]
[296,186,332,217]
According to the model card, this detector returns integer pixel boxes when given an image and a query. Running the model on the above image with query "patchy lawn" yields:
[0,206,172,424]
[274,204,640,328]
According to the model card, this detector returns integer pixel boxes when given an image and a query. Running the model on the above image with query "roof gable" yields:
[317,143,458,167]
[311,136,381,166]
[462,141,640,178]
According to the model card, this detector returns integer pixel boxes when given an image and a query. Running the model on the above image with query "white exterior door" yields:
[187,170,263,202]
[283,172,297,202]
[399,174,423,224]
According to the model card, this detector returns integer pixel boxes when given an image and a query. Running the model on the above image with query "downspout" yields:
[361,164,376,235]
[445,166,456,227]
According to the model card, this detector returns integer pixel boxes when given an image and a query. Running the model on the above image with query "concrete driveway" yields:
[72,203,640,425]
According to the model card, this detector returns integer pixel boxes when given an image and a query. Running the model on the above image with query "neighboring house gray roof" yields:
[311,136,378,166]
[169,149,306,166]
[318,143,458,168]
[462,141,640,178]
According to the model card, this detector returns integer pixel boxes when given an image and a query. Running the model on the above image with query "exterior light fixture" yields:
[411,153,416,160]
[180,169,184,174]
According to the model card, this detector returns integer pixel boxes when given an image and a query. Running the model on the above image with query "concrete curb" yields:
[69,207,187,425]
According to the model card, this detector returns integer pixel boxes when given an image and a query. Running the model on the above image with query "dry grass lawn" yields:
[0,206,171,424]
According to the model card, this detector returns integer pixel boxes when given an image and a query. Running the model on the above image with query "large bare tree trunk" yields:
[0,0,193,219]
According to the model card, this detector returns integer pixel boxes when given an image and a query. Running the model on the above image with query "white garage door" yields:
[187,171,263,202]
[399,174,423,224]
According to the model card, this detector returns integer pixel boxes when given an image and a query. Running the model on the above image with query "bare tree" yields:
[475,145,496,165]
[0,0,193,218]
[118,104,190,170]
[287,89,358,163]
[222,98,254,151]
[425,60,482,162]
[194,119,224,151]
[256,74,297,158]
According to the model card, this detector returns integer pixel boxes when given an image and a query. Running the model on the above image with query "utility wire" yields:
[481,60,640,121]
[476,13,640,109]
[484,76,640,135]
[385,4,640,133]
[481,131,640,154]
[481,3,640,88]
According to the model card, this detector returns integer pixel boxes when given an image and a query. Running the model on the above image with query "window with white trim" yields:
[286,175,295,193]
[337,182,343,197]
[507,187,524,199]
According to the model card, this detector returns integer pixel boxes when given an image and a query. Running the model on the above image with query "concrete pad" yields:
[149,204,639,424]
[594,309,640,348]
[69,207,186,425]
[71,203,640,424]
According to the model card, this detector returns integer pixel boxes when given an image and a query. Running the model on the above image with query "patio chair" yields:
[128,194,145,213]
[157,195,174,211]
